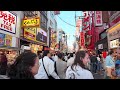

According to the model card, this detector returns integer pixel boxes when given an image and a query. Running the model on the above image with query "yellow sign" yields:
[22,17,40,27]
[24,27,37,41]
[5,34,12,46]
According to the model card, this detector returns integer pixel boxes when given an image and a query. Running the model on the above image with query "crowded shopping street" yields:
[0,11,120,79]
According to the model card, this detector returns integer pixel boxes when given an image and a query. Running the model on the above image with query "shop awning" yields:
[20,37,47,46]
[0,46,21,51]
[106,20,120,33]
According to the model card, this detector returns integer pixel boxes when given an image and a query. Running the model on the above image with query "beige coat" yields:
[56,59,67,79]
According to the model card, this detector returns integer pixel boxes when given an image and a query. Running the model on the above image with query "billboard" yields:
[0,11,17,34]
[0,33,5,46]
[36,28,47,44]
[5,34,12,47]
[22,17,40,27]
[24,27,37,41]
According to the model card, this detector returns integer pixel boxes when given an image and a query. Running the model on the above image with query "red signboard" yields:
[95,11,103,26]
[80,32,85,46]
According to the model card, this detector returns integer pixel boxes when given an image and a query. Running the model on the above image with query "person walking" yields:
[97,55,102,75]
[7,51,40,79]
[90,52,98,74]
[56,53,67,79]
[0,53,9,79]
[66,50,94,79]
[35,50,60,79]
[105,50,116,79]
[67,53,75,67]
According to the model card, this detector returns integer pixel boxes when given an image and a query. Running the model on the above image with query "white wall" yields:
[0,11,24,38]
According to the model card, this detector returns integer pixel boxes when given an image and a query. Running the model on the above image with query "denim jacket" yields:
[105,55,115,68]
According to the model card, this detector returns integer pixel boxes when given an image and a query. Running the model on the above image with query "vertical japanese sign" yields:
[95,11,103,26]
[0,11,17,34]
[82,11,90,31]
[0,33,5,46]
[5,34,12,46]
[80,32,85,47]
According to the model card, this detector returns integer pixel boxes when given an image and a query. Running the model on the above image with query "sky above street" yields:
[57,11,82,47]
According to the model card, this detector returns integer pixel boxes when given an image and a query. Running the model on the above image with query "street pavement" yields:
[93,71,105,79]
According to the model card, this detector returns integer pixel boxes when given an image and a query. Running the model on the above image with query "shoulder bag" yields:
[42,58,55,79]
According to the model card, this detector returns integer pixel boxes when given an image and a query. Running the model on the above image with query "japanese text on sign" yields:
[24,28,37,41]
[22,17,40,27]
[0,11,17,34]
[80,32,85,46]
[95,11,102,26]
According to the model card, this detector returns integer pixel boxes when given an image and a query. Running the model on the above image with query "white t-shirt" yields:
[34,56,60,79]
[97,57,101,62]
[66,65,94,79]
[64,56,68,61]
[67,57,75,67]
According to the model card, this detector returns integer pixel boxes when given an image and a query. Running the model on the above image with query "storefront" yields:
[21,16,47,54]
[95,37,108,54]
[107,21,120,53]
[0,11,21,64]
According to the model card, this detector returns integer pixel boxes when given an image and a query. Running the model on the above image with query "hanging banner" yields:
[80,32,85,47]
[95,11,103,26]
[24,27,37,41]
[22,17,40,28]
[0,33,5,46]
[5,34,12,46]
[0,11,17,34]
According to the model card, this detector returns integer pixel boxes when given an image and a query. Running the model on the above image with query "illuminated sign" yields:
[24,27,37,41]
[0,11,17,34]
[22,17,40,27]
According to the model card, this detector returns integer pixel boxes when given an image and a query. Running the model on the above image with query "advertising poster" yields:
[36,28,47,44]
[5,34,12,46]
[24,27,37,41]
[0,33,5,46]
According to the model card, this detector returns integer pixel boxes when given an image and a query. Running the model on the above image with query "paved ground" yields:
[92,71,105,79]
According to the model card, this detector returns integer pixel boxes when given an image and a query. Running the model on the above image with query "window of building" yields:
[40,13,47,29]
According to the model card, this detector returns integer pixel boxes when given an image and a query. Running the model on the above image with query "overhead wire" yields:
[57,15,77,27]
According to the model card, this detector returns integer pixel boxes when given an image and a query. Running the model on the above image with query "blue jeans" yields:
[97,62,102,71]
[91,63,97,73]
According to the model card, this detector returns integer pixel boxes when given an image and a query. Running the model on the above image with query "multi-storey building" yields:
[107,11,120,53]
[47,11,57,49]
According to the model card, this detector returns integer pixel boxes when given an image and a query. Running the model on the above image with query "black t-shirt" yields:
[90,56,98,63]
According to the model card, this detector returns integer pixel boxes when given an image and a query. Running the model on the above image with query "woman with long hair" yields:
[7,51,40,79]
[66,50,94,79]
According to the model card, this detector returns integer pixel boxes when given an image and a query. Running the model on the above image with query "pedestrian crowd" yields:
[0,48,120,79]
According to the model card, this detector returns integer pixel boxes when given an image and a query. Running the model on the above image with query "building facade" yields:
[47,11,58,50]
[107,11,120,53]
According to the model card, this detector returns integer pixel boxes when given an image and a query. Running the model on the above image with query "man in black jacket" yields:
[90,52,98,74]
